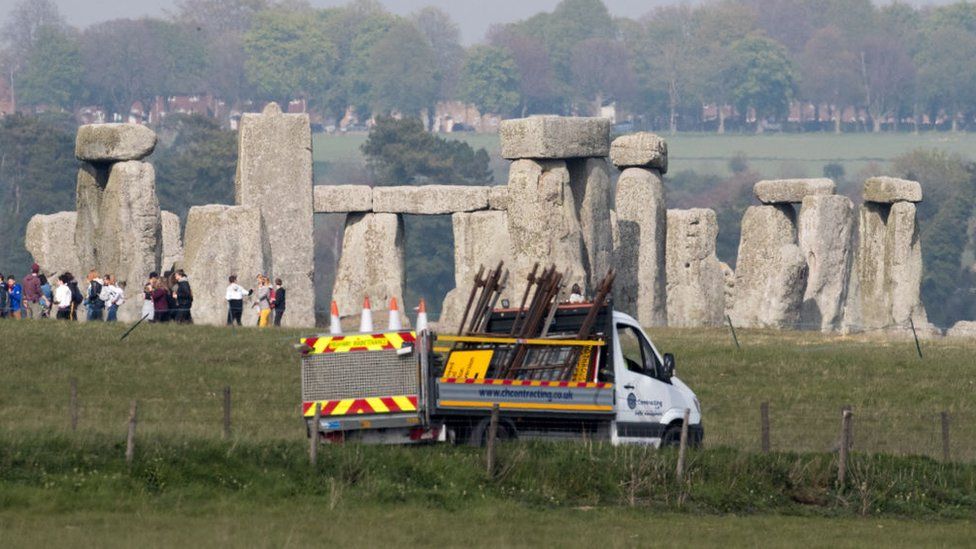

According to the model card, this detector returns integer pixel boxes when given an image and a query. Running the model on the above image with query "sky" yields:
[0,0,956,45]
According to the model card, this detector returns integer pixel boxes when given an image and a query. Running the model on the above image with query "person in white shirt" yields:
[568,283,585,304]
[225,275,252,326]
[54,275,73,320]
[99,274,125,322]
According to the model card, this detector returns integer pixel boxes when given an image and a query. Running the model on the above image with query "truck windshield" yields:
[617,324,661,379]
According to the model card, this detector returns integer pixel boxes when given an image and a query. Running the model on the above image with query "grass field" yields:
[2,321,975,546]
[312,131,976,184]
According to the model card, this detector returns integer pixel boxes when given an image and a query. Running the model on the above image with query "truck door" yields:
[613,323,672,443]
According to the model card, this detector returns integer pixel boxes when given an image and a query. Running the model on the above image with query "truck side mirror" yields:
[662,353,675,380]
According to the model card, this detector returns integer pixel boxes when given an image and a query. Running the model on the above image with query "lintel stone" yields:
[754,178,835,204]
[500,116,610,160]
[314,185,373,213]
[372,185,489,214]
[863,176,922,203]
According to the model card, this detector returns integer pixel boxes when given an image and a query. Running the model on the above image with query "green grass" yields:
[312,131,976,184]
[2,321,976,544]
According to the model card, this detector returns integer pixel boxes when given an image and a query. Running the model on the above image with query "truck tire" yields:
[468,417,516,447]
[660,424,683,448]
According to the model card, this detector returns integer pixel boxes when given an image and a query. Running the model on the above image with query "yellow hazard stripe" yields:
[438,400,613,412]
[365,397,388,413]
[392,395,417,411]
[332,399,354,415]
[437,335,604,347]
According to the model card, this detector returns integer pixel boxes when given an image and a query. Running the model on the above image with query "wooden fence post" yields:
[837,408,852,486]
[125,400,138,466]
[760,401,770,453]
[676,408,690,480]
[486,403,500,475]
[69,377,79,432]
[309,403,321,466]
[941,411,950,462]
[223,386,232,439]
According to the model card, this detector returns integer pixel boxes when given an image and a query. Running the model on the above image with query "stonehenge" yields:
[23,112,965,336]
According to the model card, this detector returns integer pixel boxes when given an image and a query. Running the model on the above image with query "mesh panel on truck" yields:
[301,350,418,401]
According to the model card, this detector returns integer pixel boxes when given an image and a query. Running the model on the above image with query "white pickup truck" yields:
[298,302,703,447]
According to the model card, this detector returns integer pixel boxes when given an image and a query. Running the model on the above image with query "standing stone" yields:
[569,158,614,292]
[331,213,405,323]
[74,163,109,270]
[182,205,267,326]
[614,167,667,326]
[855,202,890,329]
[887,201,928,327]
[236,102,314,327]
[160,211,184,271]
[798,195,856,331]
[946,320,976,338]
[720,262,735,319]
[506,159,587,297]
[666,209,725,327]
[75,123,157,162]
[25,212,81,276]
[731,205,808,328]
[95,161,162,321]
[439,210,515,331]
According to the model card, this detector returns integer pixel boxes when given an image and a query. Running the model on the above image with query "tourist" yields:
[174,270,193,324]
[85,270,105,321]
[163,271,178,319]
[38,273,52,318]
[0,272,6,318]
[254,274,272,327]
[273,278,286,327]
[21,263,42,319]
[225,275,251,326]
[100,274,124,322]
[7,275,23,319]
[151,277,170,322]
[142,272,158,321]
[65,272,82,320]
[569,283,585,304]
[54,275,73,320]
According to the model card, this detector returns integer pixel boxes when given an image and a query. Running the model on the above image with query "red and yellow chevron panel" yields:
[302,395,418,417]
[440,378,612,389]
[300,331,416,354]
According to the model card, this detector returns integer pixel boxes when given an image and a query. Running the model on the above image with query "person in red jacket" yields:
[21,263,42,319]
[151,278,170,323]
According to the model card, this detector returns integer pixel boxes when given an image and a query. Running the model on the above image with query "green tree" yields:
[154,114,238,220]
[457,46,521,117]
[410,6,464,103]
[0,0,64,113]
[729,35,796,133]
[366,22,439,119]
[19,25,84,111]
[0,113,77,275]
[640,6,700,133]
[693,2,756,133]
[244,10,337,109]
[915,10,976,132]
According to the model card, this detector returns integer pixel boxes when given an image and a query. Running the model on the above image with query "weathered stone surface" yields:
[863,176,922,203]
[25,211,81,276]
[569,158,614,292]
[506,159,587,299]
[95,161,162,321]
[854,201,929,331]
[183,205,267,327]
[331,213,405,322]
[946,320,976,338]
[439,211,514,331]
[754,178,835,204]
[75,124,157,162]
[74,163,109,270]
[614,167,667,326]
[666,208,725,327]
[236,102,314,327]
[372,185,489,214]
[609,132,668,172]
[313,185,372,213]
[798,195,856,332]
[731,205,808,328]
[488,185,510,210]
[720,262,735,318]
[160,211,183,271]
[500,116,610,160]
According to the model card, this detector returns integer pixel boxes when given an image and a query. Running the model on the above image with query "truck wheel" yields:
[468,417,516,447]
[660,424,682,448]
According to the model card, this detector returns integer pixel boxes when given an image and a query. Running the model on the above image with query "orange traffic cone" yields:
[388,297,403,330]
[359,296,374,333]
[415,298,428,333]
[329,300,342,335]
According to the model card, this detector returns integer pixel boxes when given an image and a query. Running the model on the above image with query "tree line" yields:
[5,0,976,133]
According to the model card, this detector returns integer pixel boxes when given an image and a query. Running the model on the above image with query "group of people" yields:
[226,274,286,327]
[140,270,193,323]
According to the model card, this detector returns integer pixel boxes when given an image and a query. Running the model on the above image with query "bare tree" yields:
[1,0,64,112]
